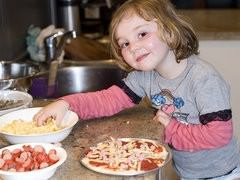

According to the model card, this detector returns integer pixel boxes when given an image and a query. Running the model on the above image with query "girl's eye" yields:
[138,32,147,39]
[119,42,129,49]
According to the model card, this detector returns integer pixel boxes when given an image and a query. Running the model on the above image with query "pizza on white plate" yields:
[81,138,170,176]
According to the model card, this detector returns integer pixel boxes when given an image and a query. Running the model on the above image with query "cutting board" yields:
[64,36,110,60]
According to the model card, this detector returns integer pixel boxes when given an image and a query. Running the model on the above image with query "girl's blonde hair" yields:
[109,0,199,69]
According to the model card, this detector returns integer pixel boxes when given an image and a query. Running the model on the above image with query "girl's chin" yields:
[130,62,155,71]
[135,66,154,71]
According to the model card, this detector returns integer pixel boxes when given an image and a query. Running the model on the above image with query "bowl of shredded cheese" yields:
[0,107,78,144]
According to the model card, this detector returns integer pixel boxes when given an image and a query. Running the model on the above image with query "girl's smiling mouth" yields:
[136,53,150,62]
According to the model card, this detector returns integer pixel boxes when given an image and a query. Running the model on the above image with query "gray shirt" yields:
[123,55,240,178]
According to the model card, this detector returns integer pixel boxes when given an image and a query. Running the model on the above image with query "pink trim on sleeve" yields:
[164,118,233,152]
[60,85,135,120]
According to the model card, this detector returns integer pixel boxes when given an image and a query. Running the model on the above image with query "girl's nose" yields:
[129,42,141,54]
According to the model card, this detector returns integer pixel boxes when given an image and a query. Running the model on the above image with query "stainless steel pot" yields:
[56,60,127,95]
[0,61,40,91]
[29,60,127,98]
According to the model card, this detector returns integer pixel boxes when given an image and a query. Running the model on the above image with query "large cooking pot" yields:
[0,61,40,91]
[29,59,127,98]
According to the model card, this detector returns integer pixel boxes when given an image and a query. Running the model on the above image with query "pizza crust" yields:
[81,157,145,176]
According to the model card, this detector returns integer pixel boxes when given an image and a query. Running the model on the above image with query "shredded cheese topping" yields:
[0,118,62,135]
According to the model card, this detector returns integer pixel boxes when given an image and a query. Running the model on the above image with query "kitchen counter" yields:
[0,99,178,180]
[178,9,240,40]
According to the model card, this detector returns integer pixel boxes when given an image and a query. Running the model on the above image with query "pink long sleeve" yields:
[165,118,233,152]
[61,85,135,120]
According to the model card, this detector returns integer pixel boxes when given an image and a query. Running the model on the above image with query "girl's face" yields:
[115,14,171,71]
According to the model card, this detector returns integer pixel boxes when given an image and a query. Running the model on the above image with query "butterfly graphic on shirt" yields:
[151,89,189,124]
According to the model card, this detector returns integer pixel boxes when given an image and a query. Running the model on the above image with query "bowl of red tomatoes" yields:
[0,143,67,180]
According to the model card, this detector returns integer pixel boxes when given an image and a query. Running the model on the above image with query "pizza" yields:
[81,138,169,176]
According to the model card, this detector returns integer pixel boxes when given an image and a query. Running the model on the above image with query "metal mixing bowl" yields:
[0,61,40,91]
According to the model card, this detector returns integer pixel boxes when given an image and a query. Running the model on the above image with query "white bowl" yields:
[0,143,67,180]
[0,107,78,144]
[0,90,33,116]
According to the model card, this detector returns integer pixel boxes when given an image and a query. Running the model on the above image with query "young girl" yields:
[35,0,240,179]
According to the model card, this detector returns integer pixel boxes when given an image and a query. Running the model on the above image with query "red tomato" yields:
[0,158,5,169]
[36,153,48,163]
[1,164,9,171]
[15,163,24,172]
[48,153,59,164]
[39,162,49,169]
[33,145,45,153]
[22,158,32,171]
[12,148,21,159]
[48,149,57,155]
[2,149,11,155]
[33,161,40,170]
[2,153,12,161]
[22,145,33,153]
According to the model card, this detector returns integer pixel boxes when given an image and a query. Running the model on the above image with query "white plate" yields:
[0,107,78,144]
[0,90,33,116]
[81,138,172,176]
[0,143,67,180]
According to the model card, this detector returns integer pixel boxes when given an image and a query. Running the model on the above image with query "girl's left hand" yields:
[153,109,171,127]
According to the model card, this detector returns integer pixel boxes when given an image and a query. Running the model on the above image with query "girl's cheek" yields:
[122,53,133,66]
[144,35,158,48]
[121,49,130,60]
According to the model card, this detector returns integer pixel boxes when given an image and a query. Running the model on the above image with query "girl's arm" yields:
[164,115,233,152]
[61,85,136,120]
[165,71,233,152]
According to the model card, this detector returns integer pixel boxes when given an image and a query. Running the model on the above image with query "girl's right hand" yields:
[153,108,171,127]
[34,100,70,126]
